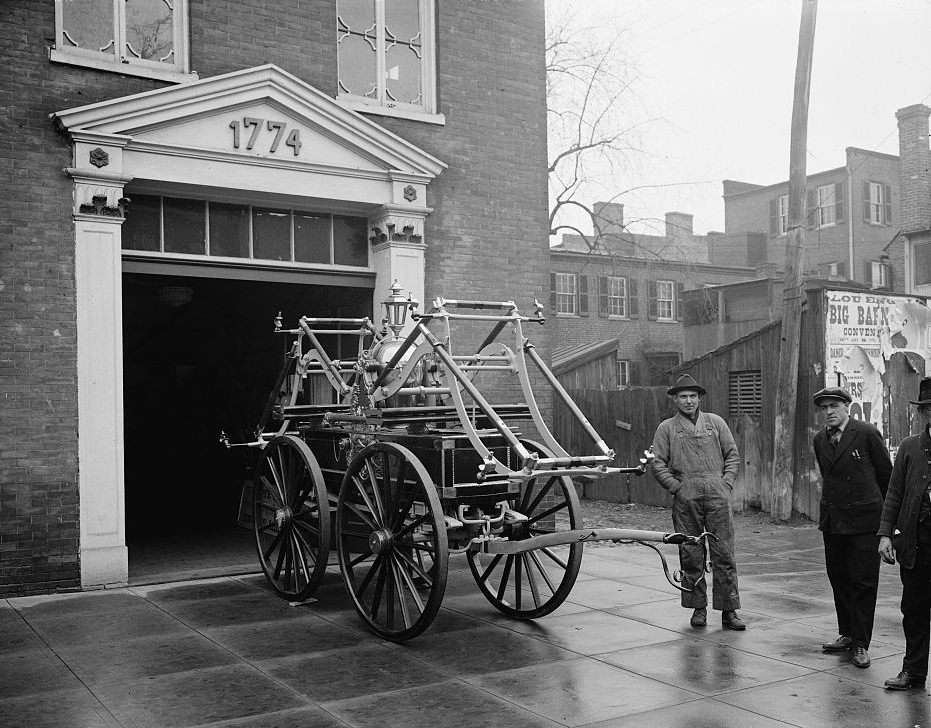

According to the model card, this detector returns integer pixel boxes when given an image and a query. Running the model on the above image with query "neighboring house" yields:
[885,104,931,296]
[0,2,550,596]
[549,203,760,386]
[722,147,899,289]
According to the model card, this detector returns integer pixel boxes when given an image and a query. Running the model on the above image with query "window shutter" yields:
[675,282,685,321]
[630,361,641,386]
[629,279,639,318]
[884,184,893,224]
[770,198,779,235]
[550,273,557,314]
[598,276,608,316]
[578,274,589,316]
[864,259,872,284]
[647,280,658,320]
[837,260,847,277]
[835,181,845,223]
[863,181,871,221]
[806,189,816,229]
[884,263,894,290]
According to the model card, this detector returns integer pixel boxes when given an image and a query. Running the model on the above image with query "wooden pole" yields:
[771,0,818,522]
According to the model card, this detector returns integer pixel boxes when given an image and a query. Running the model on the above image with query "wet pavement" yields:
[3,521,931,728]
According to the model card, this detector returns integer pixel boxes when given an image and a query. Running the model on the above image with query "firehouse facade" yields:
[0,2,550,596]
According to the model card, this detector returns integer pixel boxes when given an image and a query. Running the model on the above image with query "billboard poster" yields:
[824,290,931,435]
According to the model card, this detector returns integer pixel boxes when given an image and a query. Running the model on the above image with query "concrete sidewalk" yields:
[2,522,929,728]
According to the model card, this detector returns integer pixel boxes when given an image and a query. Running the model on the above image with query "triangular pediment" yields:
[51,65,445,178]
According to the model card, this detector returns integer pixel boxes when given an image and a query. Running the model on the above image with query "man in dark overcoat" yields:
[878,377,931,690]
[813,386,892,670]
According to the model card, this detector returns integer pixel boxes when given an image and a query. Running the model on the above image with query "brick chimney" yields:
[896,104,931,233]
[665,211,693,240]
[593,201,624,238]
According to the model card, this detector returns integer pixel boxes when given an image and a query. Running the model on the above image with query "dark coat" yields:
[814,417,892,535]
[877,427,931,569]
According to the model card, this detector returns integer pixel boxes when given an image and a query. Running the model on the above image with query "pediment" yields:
[51,65,445,178]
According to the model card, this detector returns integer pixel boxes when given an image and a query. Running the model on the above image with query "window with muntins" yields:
[864,181,892,225]
[607,276,627,317]
[617,359,630,387]
[51,0,193,82]
[656,280,674,321]
[555,273,577,315]
[337,0,438,120]
[777,195,789,236]
[815,184,836,227]
[122,195,370,268]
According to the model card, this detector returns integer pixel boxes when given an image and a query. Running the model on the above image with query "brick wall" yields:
[549,252,755,384]
[0,1,550,595]
[896,105,931,234]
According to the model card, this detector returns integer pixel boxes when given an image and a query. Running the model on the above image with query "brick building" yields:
[722,147,899,288]
[885,104,931,295]
[0,2,550,596]
[549,203,758,386]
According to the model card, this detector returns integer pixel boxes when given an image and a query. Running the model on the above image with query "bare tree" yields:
[546,2,646,250]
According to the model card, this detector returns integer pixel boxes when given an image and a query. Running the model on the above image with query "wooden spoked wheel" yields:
[467,440,583,619]
[253,435,330,601]
[336,442,448,641]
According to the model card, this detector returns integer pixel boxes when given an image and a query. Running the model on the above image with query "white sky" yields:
[547,0,931,236]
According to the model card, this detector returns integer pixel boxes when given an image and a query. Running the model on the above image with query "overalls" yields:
[670,419,740,611]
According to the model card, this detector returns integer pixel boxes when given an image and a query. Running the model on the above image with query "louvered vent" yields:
[728,370,762,416]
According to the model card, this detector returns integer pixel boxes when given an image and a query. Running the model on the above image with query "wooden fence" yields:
[554,387,766,512]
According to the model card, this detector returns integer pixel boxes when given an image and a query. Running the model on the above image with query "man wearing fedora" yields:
[651,374,744,630]
[878,376,931,689]
[812,386,892,670]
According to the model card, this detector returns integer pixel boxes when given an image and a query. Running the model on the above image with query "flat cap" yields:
[812,386,852,406]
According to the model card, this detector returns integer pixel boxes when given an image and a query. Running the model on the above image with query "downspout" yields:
[847,159,855,280]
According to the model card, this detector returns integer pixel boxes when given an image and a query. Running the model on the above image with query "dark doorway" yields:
[122,272,372,582]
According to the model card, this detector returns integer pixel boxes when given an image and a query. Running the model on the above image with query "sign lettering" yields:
[229,117,302,156]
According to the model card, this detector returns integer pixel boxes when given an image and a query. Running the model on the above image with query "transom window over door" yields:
[122,195,370,268]
[51,0,193,82]
[337,0,439,121]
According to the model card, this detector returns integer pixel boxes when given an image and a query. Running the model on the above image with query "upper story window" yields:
[656,280,675,321]
[607,276,627,317]
[777,194,789,236]
[554,272,578,315]
[121,195,370,268]
[864,182,892,225]
[815,185,836,227]
[51,0,194,83]
[337,0,441,123]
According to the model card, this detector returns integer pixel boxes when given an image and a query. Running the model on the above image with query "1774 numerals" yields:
[229,118,302,156]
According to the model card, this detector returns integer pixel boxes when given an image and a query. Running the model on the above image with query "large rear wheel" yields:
[253,435,330,601]
[336,442,448,641]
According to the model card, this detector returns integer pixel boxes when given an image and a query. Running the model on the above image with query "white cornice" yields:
[50,64,446,179]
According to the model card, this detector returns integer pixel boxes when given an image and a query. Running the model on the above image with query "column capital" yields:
[369,204,432,248]
[65,167,134,219]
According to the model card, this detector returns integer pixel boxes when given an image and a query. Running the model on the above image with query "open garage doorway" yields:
[122,271,372,583]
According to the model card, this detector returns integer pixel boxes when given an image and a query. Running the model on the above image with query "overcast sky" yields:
[546,0,931,237]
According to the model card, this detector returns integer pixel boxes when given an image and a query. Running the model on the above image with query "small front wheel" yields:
[467,440,583,619]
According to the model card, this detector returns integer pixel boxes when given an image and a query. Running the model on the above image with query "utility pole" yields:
[771,0,818,522]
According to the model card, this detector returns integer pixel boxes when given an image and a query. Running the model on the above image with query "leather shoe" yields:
[884,670,926,690]
[690,608,707,627]
[722,610,746,630]
[821,635,852,652]
[851,646,870,668]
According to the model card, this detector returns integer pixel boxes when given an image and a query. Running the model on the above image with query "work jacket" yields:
[651,410,739,495]
[878,427,931,569]
[813,417,891,535]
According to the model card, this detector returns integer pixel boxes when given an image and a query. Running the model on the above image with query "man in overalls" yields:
[651,374,744,630]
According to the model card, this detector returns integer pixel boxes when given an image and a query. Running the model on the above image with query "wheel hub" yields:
[368,529,393,554]
[274,506,293,528]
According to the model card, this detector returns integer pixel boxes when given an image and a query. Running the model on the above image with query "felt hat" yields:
[910,377,931,405]
[812,387,852,406]
[667,374,706,397]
